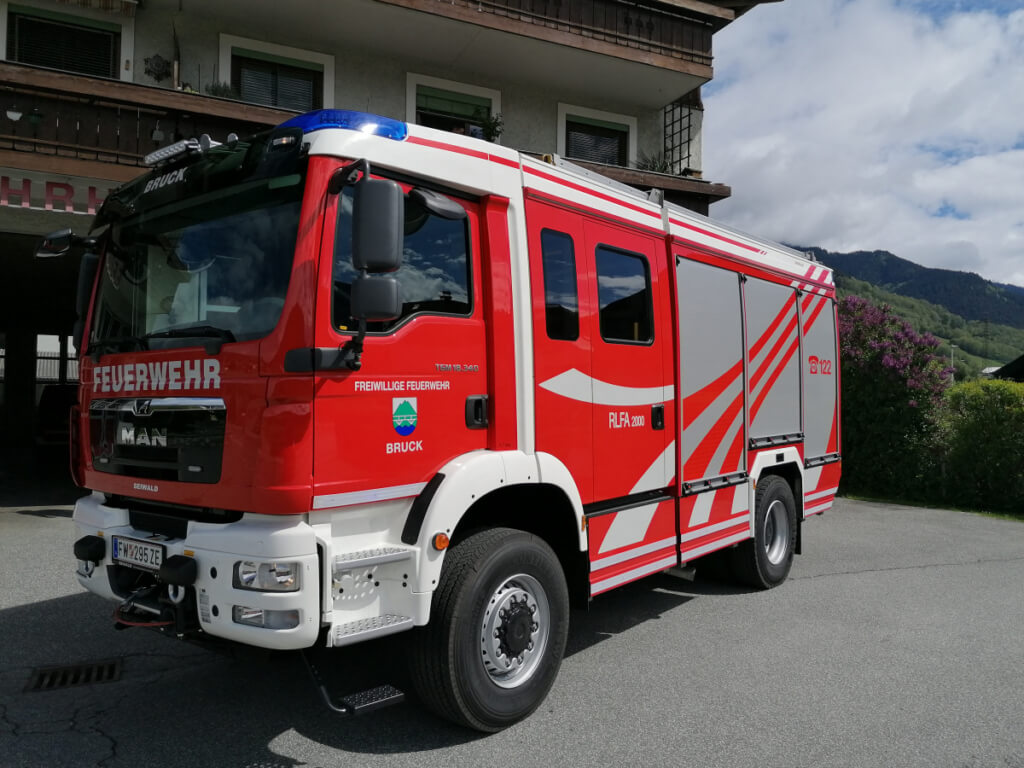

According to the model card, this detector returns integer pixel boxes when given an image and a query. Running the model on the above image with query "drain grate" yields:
[25,659,123,692]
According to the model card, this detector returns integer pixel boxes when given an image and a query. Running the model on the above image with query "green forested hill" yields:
[801,246,1024,331]
[836,275,1024,378]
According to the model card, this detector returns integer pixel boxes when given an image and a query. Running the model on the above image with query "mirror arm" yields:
[328,158,370,195]
[339,317,367,371]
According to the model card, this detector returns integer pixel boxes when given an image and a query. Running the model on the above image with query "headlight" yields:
[233,561,300,592]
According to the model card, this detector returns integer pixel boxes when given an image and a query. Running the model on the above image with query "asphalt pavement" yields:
[1,493,1023,768]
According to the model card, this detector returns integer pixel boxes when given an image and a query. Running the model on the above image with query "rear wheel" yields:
[730,475,797,589]
[410,528,569,731]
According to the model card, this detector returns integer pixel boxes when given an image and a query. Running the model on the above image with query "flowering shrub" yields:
[838,296,951,496]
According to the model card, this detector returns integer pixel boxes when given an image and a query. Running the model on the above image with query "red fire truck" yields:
[55,109,840,731]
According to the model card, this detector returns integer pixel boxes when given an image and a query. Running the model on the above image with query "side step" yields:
[332,546,413,576]
[302,650,405,716]
[333,614,413,647]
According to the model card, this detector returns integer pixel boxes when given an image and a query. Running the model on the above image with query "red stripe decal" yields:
[685,391,743,479]
[670,219,762,254]
[525,165,662,221]
[750,315,798,392]
[748,293,797,361]
[683,360,743,429]
[405,135,520,168]
[750,337,800,422]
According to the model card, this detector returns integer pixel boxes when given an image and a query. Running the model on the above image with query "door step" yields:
[302,650,405,716]
[333,614,413,647]
[333,546,412,576]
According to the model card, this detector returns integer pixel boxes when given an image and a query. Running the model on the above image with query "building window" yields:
[333,185,472,333]
[219,35,334,111]
[595,246,652,344]
[541,229,579,341]
[407,74,501,141]
[6,8,120,79]
[558,104,637,167]
[232,53,323,112]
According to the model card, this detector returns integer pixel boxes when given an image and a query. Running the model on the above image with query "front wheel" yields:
[730,475,798,589]
[410,528,569,731]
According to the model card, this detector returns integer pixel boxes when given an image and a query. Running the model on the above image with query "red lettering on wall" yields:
[1,176,31,208]
[45,182,75,212]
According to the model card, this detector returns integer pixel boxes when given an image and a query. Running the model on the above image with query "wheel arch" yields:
[410,451,587,603]
[750,451,803,555]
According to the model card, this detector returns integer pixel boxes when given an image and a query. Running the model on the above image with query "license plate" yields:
[112,536,165,571]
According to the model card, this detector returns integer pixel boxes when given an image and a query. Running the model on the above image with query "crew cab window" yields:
[595,245,653,344]
[541,229,579,341]
[332,185,471,332]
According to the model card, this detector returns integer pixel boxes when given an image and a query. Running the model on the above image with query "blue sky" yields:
[704,0,1024,285]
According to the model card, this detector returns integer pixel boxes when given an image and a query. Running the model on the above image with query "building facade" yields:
[0,0,779,483]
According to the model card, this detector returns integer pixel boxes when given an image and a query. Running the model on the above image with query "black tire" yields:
[409,527,570,732]
[730,475,797,589]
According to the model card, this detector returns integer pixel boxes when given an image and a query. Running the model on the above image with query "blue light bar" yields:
[278,109,408,141]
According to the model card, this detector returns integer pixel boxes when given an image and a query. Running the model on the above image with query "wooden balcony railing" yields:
[0,62,292,170]
[377,0,714,69]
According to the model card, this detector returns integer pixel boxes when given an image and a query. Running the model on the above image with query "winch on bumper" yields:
[72,492,320,650]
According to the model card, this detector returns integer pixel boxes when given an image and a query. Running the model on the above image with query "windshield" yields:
[88,135,306,353]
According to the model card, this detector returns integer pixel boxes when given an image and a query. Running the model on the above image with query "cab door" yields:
[310,174,488,507]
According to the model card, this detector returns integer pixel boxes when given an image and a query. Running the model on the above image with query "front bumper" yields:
[73,492,320,650]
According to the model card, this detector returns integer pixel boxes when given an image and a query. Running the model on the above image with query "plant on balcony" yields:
[473,108,504,143]
[144,54,172,83]
[205,82,239,100]
[635,150,673,174]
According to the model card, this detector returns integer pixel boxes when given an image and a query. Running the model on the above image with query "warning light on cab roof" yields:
[278,109,408,141]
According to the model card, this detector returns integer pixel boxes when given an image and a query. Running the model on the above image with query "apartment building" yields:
[0,0,780,481]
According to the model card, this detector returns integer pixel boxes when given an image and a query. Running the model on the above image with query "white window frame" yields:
[557,103,637,166]
[0,0,135,82]
[406,73,501,141]
[218,34,334,109]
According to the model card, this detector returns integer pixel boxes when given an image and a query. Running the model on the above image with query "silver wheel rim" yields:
[480,573,550,689]
[763,499,790,565]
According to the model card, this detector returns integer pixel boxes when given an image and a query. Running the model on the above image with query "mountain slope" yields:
[799,247,1024,331]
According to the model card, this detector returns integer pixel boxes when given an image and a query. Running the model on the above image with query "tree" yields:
[838,295,951,497]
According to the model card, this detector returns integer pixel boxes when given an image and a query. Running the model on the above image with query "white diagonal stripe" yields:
[313,482,426,510]
[598,502,661,554]
[540,368,673,406]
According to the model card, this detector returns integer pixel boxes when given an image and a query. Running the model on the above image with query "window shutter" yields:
[566,120,628,166]
[237,61,275,107]
[233,54,322,111]
[8,13,118,78]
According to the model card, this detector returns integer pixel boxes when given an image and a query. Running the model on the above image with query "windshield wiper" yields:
[88,335,147,360]
[142,325,237,355]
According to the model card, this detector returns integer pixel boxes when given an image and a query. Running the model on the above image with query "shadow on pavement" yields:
[0,565,737,764]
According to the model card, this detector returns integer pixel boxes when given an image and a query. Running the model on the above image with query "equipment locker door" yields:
[582,219,674,503]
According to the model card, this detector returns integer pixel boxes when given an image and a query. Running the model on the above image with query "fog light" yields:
[232,606,300,629]
[233,560,300,592]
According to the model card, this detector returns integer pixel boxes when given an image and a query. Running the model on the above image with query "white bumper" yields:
[73,492,320,650]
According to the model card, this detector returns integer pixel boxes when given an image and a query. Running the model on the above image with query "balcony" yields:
[0,61,290,183]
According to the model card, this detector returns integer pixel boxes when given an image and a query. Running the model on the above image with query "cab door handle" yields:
[466,395,489,429]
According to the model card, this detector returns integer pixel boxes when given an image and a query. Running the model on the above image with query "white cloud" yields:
[704,0,1024,286]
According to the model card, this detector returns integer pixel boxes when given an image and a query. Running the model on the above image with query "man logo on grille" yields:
[392,398,417,436]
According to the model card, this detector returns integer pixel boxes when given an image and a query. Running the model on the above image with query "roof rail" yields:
[665,201,813,262]
[541,153,650,202]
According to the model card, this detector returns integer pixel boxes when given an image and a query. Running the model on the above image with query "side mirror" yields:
[36,228,74,258]
[353,177,403,272]
[351,275,401,321]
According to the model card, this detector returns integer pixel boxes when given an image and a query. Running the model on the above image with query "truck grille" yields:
[89,397,226,483]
